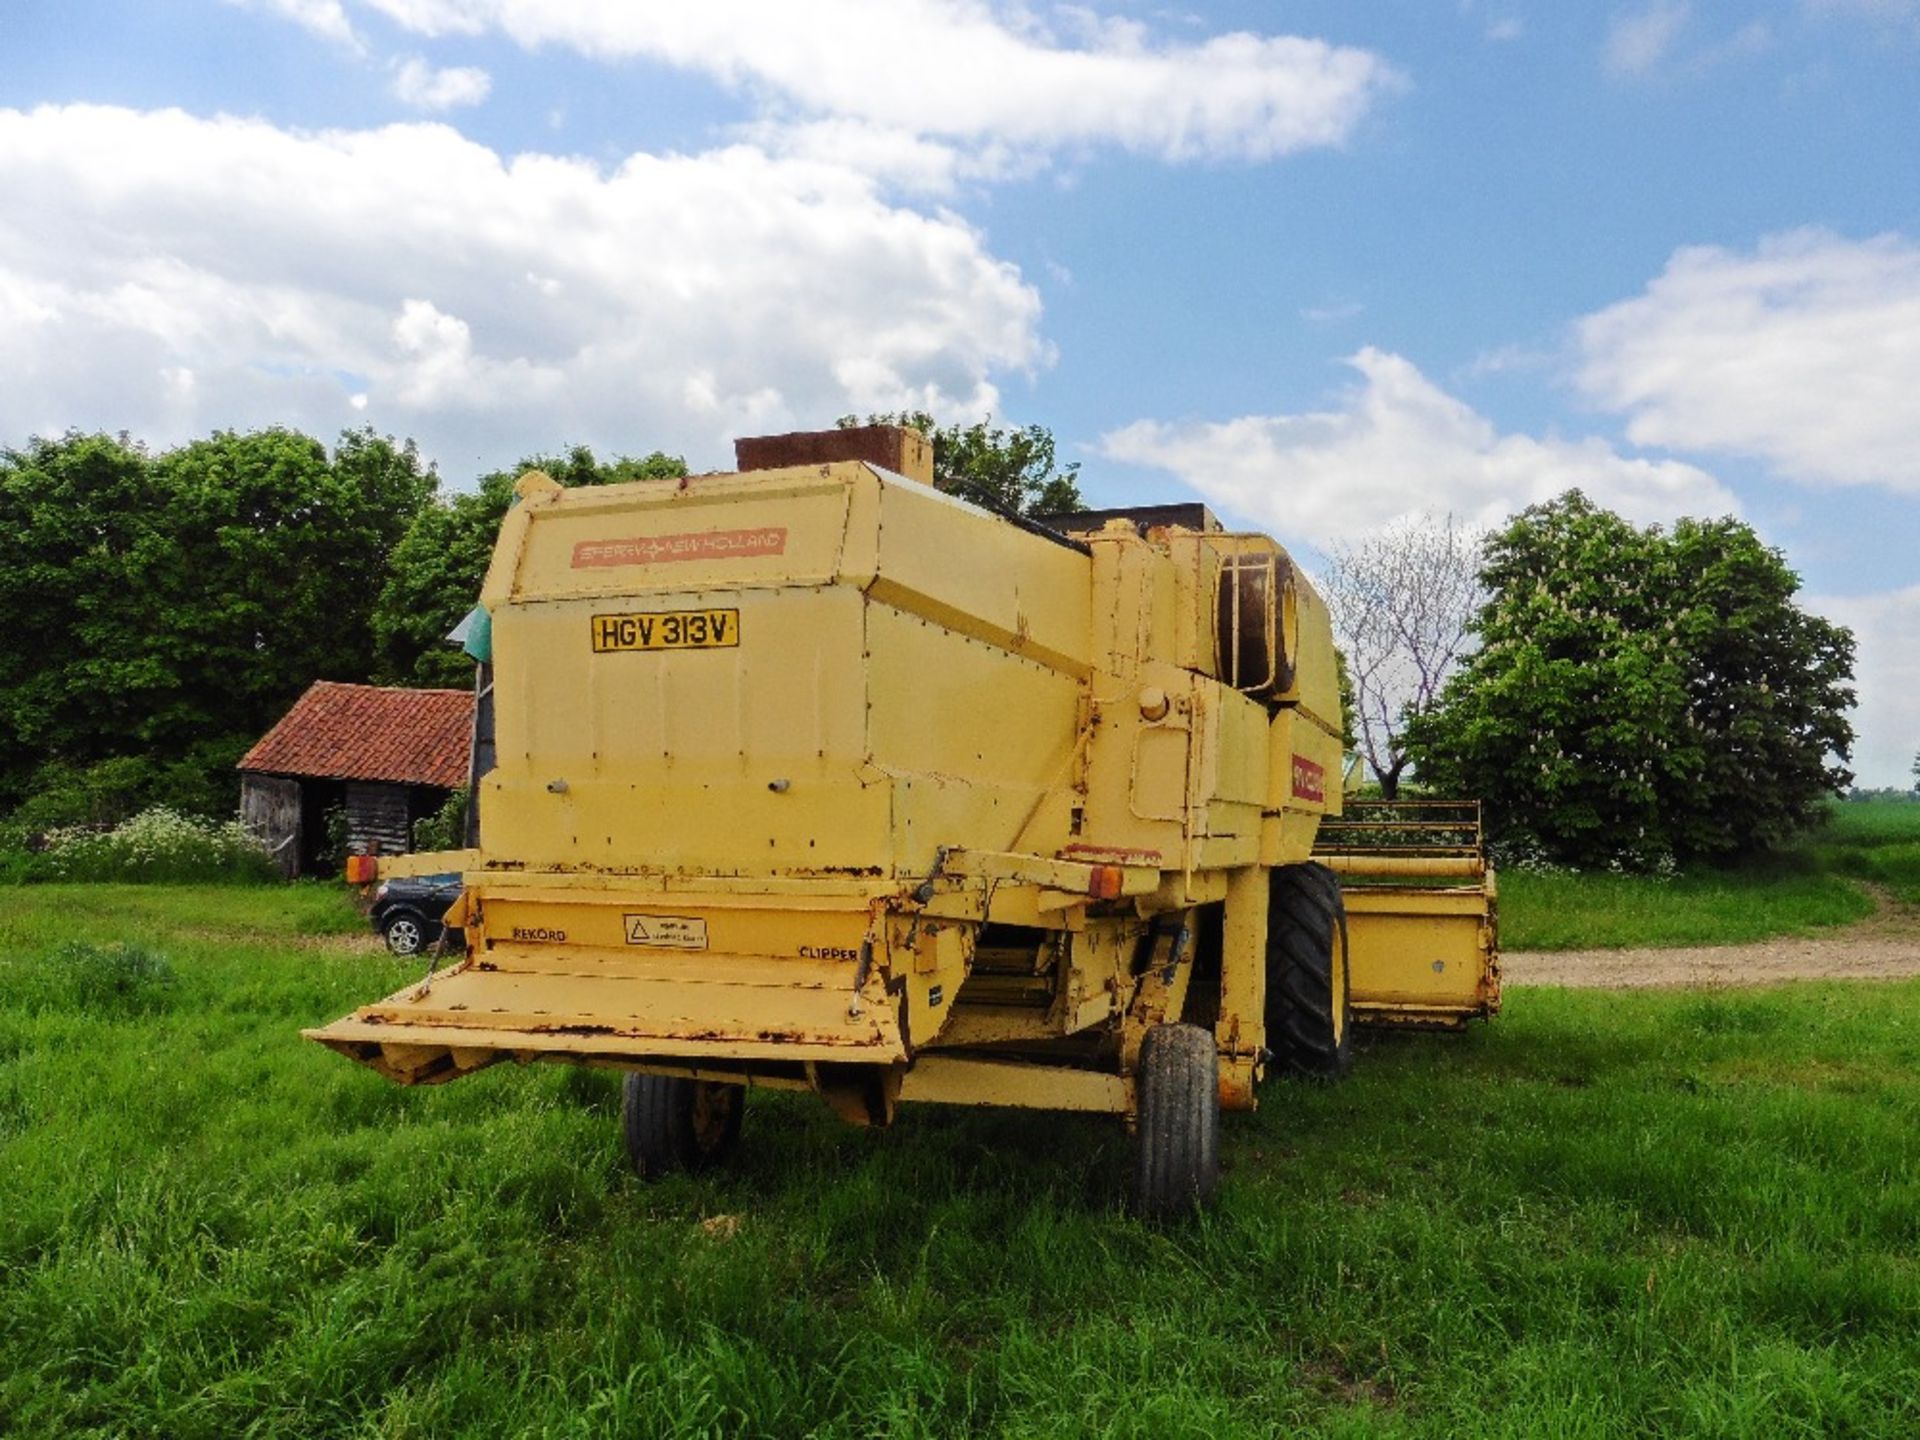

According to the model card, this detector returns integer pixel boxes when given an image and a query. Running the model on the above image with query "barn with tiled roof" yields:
[238,681,473,876]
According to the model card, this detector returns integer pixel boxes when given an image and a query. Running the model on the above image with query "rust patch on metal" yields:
[1060,842,1163,864]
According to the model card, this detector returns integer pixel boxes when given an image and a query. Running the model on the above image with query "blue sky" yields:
[3,0,1916,782]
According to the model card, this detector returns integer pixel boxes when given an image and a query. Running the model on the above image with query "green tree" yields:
[0,427,435,819]
[1406,492,1854,868]
[150,427,435,741]
[1662,516,1856,856]
[374,446,687,688]
[0,432,163,807]
[840,412,1083,515]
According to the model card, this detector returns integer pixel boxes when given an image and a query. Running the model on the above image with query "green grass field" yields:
[4,884,1918,1437]
[1499,798,1920,951]
[1808,800,1920,907]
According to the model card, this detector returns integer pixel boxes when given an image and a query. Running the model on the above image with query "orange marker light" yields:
[344,854,378,884]
[1088,864,1125,900]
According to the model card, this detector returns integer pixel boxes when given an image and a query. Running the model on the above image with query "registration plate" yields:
[591,609,740,652]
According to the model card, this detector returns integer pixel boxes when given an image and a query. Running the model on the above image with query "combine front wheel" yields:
[621,1072,745,1179]
[1130,1023,1221,1219]
[1266,863,1354,1080]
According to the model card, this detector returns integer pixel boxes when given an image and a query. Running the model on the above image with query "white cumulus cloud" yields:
[226,0,363,48]
[1604,1,1690,76]
[1575,230,1920,492]
[336,0,1399,162]
[732,119,1041,198]
[0,104,1047,470]
[390,56,492,110]
[1098,348,1736,545]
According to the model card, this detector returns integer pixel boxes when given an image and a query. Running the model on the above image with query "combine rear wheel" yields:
[621,1072,745,1179]
[1130,1023,1220,1219]
[1266,863,1353,1080]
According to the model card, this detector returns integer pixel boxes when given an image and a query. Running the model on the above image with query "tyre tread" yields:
[621,1072,743,1179]
[1265,862,1353,1080]
[1132,1023,1220,1219]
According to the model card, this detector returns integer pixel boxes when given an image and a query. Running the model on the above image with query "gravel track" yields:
[1503,885,1920,989]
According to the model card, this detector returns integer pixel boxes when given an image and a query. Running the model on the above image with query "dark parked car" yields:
[370,873,464,957]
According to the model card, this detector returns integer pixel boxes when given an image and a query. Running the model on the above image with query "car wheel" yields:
[383,913,426,957]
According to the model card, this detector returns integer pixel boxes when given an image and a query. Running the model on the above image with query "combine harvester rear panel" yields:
[309,425,1499,1214]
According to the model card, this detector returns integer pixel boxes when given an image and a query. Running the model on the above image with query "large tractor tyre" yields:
[620,1072,745,1180]
[1266,862,1354,1081]
[1130,1023,1221,1220]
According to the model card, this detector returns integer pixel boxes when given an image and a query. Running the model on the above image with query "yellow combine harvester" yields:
[309,425,1497,1215]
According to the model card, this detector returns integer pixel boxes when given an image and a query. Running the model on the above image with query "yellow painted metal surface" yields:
[310,947,908,1076]
[1315,799,1501,1029]
[365,848,478,880]
[1343,881,1502,1026]
[1324,855,1485,879]
[896,1057,1130,1113]
[311,430,1498,1119]
[1216,864,1268,1109]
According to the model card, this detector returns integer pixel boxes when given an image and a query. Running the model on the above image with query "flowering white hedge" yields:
[41,807,276,884]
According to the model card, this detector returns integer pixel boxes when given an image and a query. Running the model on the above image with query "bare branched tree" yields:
[1317,515,1483,798]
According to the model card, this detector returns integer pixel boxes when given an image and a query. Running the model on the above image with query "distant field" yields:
[1500,798,1920,952]
[1807,799,1920,906]
[4,884,1918,1438]
[1498,864,1871,951]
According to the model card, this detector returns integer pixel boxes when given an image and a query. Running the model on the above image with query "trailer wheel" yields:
[620,1072,744,1179]
[1130,1023,1220,1219]
[1266,862,1353,1080]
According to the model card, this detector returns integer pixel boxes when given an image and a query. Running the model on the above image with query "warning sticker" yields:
[623,914,709,949]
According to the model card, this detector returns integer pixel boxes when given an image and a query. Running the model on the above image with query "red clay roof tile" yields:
[238,681,471,788]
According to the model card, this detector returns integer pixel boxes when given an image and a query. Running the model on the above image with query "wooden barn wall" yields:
[239,774,303,878]
[345,782,412,856]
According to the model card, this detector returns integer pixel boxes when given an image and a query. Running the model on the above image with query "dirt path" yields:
[1504,885,1920,989]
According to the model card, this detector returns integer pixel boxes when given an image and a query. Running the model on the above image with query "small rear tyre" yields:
[382,913,425,957]
[1267,862,1353,1081]
[621,1072,745,1180]
[1130,1023,1221,1220]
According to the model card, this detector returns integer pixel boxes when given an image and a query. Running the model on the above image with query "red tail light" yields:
[344,854,379,884]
